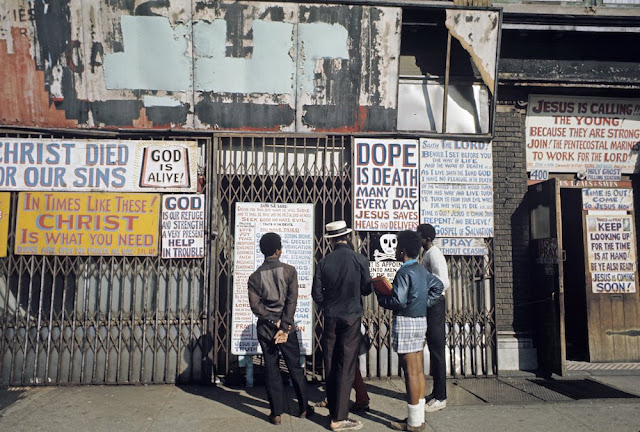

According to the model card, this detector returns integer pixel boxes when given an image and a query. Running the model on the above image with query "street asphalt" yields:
[0,373,639,431]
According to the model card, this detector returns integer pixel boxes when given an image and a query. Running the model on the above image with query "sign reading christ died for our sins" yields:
[231,203,314,356]
[353,138,419,231]
[0,138,198,192]
[15,192,160,256]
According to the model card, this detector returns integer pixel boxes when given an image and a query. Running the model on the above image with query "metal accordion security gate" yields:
[211,134,497,381]
[0,131,496,385]
[0,130,213,385]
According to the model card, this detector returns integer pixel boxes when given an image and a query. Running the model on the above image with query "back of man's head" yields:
[260,232,282,257]
[416,224,436,241]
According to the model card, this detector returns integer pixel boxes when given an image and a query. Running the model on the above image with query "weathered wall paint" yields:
[0,0,401,132]
[104,15,192,91]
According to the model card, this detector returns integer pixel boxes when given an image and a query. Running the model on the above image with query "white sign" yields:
[353,139,419,231]
[0,138,198,191]
[231,203,314,355]
[526,95,640,173]
[419,138,494,238]
[586,167,621,181]
[161,194,205,258]
[434,238,488,256]
[582,188,633,212]
[586,215,636,294]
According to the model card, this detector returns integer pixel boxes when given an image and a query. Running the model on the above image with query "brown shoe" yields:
[268,414,281,425]
[390,419,425,432]
[315,398,329,408]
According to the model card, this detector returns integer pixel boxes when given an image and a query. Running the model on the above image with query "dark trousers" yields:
[426,296,447,400]
[257,322,308,416]
[322,316,361,422]
[353,362,369,404]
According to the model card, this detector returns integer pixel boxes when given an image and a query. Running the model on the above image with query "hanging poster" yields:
[15,192,160,256]
[582,188,633,212]
[161,194,205,258]
[0,138,198,191]
[526,95,640,174]
[586,214,636,293]
[353,138,419,231]
[419,139,494,238]
[231,203,314,355]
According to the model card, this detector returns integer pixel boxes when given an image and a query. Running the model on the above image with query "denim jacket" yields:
[377,261,444,317]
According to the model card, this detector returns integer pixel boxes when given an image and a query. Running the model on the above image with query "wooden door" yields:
[583,201,640,362]
[528,179,566,376]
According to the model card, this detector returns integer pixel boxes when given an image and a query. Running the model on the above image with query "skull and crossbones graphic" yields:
[374,234,397,262]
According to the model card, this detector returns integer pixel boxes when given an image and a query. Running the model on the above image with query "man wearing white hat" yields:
[312,221,373,432]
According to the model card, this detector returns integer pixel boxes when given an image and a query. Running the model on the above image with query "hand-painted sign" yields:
[434,237,487,256]
[354,139,419,231]
[15,192,160,256]
[586,215,636,293]
[582,188,633,212]
[419,139,494,238]
[161,194,205,258]
[0,193,10,257]
[369,233,402,280]
[0,139,197,191]
[526,95,640,174]
[231,203,314,355]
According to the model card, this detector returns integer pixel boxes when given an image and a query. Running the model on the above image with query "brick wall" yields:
[492,100,534,334]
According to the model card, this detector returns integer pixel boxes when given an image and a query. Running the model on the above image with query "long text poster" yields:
[231,203,314,355]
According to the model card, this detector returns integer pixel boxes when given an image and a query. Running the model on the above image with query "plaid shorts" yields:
[392,315,427,354]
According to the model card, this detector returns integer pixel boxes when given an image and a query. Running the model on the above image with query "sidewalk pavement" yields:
[1,374,639,432]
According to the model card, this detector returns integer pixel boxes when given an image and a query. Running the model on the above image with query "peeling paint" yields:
[194,19,295,93]
[445,9,498,94]
[143,95,183,107]
[104,15,191,91]
[298,22,348,94]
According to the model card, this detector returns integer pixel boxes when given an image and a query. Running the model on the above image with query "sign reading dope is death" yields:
[586,214,636,294]
[0,138,197,191]
[354,139,419,231]
[231,203,314,355]
[15,192,160,256]
[161,195,205,259]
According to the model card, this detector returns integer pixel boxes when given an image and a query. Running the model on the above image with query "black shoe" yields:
[300,406,314,418]
[349,401,369,412]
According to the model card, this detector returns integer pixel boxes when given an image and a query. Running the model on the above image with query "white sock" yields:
[407,403,422,427]
[419,398,426,411]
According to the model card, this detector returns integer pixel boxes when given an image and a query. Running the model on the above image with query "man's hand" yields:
[274,330,288,344]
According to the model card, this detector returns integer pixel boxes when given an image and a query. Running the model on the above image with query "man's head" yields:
[324,220,352,245]
[396,230,422,261]
[260,232,282,257]
[416,223,436,248]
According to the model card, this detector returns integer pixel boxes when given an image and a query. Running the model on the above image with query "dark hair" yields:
[416,224,436,241]
[259,232,282,257]
[396,230,422,259]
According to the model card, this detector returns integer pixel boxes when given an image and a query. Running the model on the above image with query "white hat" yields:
[324,220,353,238]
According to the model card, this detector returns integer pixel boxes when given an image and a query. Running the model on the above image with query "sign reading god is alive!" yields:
[586,214,637,294]
[353,138,419,231]
[231,203,314,356]
[15,192,160,256]
[161,195,205,259]
[0,138,198,192]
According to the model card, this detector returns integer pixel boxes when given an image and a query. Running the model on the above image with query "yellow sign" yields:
[15,192,160,256]
[0,192,10,257]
